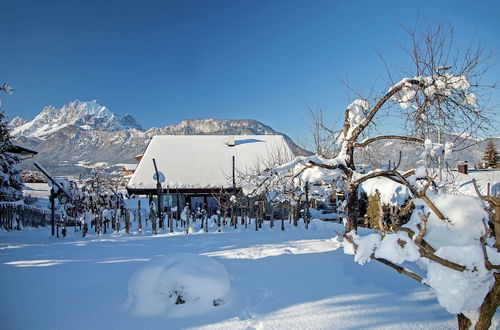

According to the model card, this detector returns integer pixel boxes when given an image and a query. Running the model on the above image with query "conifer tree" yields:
[482,139,499,168]
[0,83,24,201]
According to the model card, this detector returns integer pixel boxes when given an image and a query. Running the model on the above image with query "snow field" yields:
[0,220,458,329]
[126,253,231,317]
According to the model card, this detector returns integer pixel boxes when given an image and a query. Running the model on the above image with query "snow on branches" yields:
[344,184,498,315]
[389,74,473,110]
[241,154,347,205]
[0,83,24,202]
[0,148,23,201]
[345,99,369,140]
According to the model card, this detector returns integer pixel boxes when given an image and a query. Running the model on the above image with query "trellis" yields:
[0,202,52,230]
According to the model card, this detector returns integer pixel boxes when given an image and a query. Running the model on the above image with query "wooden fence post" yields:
[138,200,142,233]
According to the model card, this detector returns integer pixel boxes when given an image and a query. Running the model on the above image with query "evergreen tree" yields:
[482,139,499,168]
[0,108,10,143]
[0,83,24,201]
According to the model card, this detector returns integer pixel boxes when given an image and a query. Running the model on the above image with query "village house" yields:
[8,142,38,159]
[120,163,138,184]
[126,135,294,214]
[121,163,137,176]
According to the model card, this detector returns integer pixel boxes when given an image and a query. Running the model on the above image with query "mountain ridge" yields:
[10,100,498,176]
[10,99,143,137]
[10,100,309,175]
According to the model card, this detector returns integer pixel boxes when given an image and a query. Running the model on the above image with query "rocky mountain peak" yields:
[7,116,27,129]
[10,100,143,137]
[148,118,277,136]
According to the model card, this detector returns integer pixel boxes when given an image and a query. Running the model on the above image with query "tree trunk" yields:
[125,210,130,234]
[345,182,359,233]
[270,205,274,228]
[457,313,471,330]
[474,272,500,330]
[493,205,500,250]
[151,209,157,235]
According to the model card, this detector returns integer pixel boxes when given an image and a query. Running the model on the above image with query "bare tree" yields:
[269,23,497,328]
[400,23,495,142]
[306,105,341,157]
[308,23,494,232]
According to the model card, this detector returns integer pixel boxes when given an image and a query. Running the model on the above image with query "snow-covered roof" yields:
[121,163,138,171]
[8,142,38,156]
[127,135,294,191]
[452,169,500,196]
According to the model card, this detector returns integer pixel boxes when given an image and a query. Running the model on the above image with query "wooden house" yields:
[126,135,294,213]
[121,163,138,175]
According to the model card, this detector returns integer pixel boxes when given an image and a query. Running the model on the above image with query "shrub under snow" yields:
[126,253,231,317]
[344,190,499,315]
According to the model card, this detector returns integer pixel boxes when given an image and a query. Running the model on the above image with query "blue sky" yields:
[1,0,499,144]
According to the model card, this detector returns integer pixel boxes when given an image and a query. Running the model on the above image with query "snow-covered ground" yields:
[22,182,51,208]
[0,221,457,330]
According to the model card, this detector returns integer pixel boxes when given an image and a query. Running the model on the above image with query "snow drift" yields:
[126,253,231,317]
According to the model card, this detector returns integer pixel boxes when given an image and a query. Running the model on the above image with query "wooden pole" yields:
[185,206,190,234]
[50,188,55,236]
[153,158,163,229]
[281,203,285,231]
[255,202,259,231]
[305,182,310,229]
[232,156,236,192]
[138,200,142,233]
[168,185,173,233]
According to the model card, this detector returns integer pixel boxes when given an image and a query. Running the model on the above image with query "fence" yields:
[0,202,51,230]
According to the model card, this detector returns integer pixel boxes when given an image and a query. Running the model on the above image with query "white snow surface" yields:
[349,185,499,318]
[406,192,488,248]
[359,176,411,206]
[0,220,463,330]
[128,135,294,190]
[126,253,231,317]
[426,245,494,314]
[22,182,51,208]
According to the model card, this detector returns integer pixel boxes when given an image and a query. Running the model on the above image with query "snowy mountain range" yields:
[9,99,498,176]
[9,100,308,175]
[10,100,143,137]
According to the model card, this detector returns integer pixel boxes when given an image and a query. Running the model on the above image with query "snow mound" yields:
[426,245,494,314]
[126,253,231,317]
[360,176,410,206]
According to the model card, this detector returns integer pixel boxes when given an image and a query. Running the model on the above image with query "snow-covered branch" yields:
[354,135,424,148]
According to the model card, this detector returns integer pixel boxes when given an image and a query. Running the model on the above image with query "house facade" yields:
[126,135,294,213]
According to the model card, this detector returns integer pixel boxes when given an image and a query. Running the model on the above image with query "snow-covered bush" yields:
[345,186,498,315]
[126,253,231,317]
[21,170,47,183]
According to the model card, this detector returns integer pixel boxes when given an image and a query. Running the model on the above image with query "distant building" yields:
[121,163,137,176]
[127,135,294,213]
[457,161,468,175]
